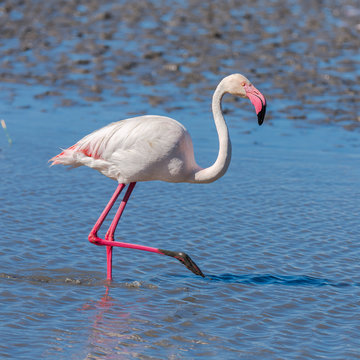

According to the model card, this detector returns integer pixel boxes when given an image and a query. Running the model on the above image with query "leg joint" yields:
[88,232,100,245]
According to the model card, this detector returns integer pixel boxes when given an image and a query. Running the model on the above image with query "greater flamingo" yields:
[50,73,266,280]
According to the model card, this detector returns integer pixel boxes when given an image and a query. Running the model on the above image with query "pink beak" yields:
[244,84,267,125]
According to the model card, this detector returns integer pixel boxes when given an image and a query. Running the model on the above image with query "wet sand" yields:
[1,0,359,128]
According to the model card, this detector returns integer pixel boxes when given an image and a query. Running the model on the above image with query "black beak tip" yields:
[257,104,266,126]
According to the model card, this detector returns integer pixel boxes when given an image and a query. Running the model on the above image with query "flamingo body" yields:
[52,115,200,184]
[50,74,267,280]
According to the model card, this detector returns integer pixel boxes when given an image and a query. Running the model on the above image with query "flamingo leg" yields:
[89,182,205,279]
[104,182,136,280]
[88,183,126,238]
[88,183,126,280]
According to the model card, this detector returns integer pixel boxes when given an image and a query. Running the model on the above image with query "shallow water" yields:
[1,1,360,359]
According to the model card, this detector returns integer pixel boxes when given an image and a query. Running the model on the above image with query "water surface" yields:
[1,1,360,359]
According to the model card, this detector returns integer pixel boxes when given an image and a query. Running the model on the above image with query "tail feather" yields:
[49,145,79,166]
[49,150,65,166]
[49,143,102,167]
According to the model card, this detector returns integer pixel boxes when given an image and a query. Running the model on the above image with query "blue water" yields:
[1,79,359,359]
[1,0,360,359]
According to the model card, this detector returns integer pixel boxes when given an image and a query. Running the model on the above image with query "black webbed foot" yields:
[159,249,205,277]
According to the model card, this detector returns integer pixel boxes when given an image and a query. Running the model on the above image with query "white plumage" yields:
[52,115,200,184]
[51,74,266,185]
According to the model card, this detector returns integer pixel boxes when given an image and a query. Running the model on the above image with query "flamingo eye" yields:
[241,82,246,87]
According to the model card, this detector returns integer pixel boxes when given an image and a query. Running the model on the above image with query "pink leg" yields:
[88,183,126,280]
[89,182,205,279]
[88,183,126,239]
[104,182,136,280]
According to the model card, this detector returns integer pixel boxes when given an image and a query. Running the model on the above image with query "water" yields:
[1,1,360,359]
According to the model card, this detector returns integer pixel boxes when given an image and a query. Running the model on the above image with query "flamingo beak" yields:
[244,84,267,125]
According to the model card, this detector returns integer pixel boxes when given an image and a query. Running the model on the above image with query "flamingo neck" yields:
[192,82,232,183]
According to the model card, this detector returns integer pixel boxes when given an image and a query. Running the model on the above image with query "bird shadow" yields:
[2,270,359,289]
[188,273,359,288]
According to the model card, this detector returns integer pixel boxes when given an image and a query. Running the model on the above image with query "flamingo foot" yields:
[158,249,205,278]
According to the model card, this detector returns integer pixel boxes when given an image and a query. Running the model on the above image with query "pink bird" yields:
[50,74,266,280]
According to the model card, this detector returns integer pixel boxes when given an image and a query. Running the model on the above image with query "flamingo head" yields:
[223,73,267,125]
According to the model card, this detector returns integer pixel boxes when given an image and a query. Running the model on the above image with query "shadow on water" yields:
[0,271,103,286]
[205,273,358,288]
[1,271,359,288]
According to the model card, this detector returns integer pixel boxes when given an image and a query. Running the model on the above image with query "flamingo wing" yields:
[50,115,198,183]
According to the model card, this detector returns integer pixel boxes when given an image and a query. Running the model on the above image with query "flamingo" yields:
[50,73,266,280]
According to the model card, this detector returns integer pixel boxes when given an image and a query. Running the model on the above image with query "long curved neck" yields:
[192,82,232,183]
